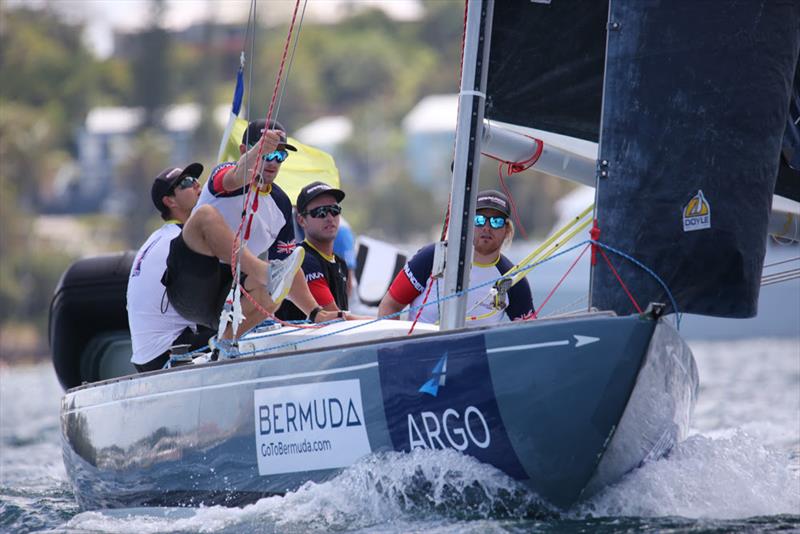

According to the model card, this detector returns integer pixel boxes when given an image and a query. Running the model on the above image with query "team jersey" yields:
[276,240,349,321]
[127,223,196,365]
[387,243,534,326]
[197,163,296,259]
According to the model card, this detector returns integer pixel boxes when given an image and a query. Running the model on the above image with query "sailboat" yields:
[50,0,799,511]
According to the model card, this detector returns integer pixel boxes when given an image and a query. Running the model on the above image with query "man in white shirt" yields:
[162,121,339,337]
[127,163,210,372]
[128,160,305,372]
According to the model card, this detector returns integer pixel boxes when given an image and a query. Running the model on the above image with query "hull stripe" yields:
[486,340,569,353]
[64,361,378,414]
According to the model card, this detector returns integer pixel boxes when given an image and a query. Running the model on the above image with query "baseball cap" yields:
[297,181,345,213]
[476,189,511,217]
[242,119,297,152]
[151,162,203,215]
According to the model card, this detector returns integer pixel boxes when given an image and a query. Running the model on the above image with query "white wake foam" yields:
[577,430,800,519]
[63,449,550,533]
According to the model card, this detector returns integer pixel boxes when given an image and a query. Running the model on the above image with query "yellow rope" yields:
[505,204,593,284]
[465,203,595,322]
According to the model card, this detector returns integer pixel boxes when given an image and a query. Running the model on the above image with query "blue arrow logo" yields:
[419,352,448,396]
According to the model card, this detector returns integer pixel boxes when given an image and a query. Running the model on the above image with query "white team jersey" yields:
[127,223,195,365]
[196,186,287,257]
[410,263,512,327]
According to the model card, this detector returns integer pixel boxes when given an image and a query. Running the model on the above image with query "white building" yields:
[401,94,458,201]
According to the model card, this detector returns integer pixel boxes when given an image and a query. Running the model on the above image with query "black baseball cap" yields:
[242,119,297,151]
[151,162,203,216]
[476,189,511,217]
[297,181,345,213]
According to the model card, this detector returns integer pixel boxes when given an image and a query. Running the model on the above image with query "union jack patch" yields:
[275,240,296,255]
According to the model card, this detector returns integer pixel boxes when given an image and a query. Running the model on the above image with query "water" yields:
[1,338,798,533]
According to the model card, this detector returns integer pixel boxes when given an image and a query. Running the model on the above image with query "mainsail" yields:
[486,0,799,319]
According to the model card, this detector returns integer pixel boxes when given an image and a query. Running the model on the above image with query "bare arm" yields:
[378,293,406,320]
[223,131,280,192]
[285,269,339,323]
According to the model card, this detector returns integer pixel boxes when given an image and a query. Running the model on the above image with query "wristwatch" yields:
[307,306,323,323]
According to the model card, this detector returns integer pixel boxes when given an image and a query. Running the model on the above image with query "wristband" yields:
[308,306,323,323]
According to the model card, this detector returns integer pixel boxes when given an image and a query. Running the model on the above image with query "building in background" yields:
[56,103,227,214]
[401,94,457,202]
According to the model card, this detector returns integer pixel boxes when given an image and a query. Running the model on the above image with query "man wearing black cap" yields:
[276,181,368,321]
[161,120,339,338]
[378,189,534,325]
[127,163,210,372]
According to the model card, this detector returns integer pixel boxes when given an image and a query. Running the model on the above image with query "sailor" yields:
[126,164,213,372]
[161,120,339,337]
[378,189,534,324]
[276,181,370,321]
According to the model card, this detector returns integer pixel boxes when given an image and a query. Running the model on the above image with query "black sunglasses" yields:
[302,204,342,218]
[169,176,198,194]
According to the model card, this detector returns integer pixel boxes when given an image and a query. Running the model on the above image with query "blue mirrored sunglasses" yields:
[262,150,289,163]
[474,214,507,229]
[170,176,198,193]
[303,204,342,218]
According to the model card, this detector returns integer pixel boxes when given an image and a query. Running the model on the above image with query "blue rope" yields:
[172,238,681,362]
[590,240,682,328]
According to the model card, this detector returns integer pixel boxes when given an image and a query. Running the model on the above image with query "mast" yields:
[440,0,495,330]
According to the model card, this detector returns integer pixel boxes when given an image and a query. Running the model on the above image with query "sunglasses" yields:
[474,214,507,229]
[170,176,198,193]
[303,204,342,218]
[261,150,289,163]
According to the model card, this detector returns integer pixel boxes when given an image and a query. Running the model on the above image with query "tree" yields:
[131,0,173,127]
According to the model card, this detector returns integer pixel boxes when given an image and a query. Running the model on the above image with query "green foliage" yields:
[0,0,574,354]
[0,7,106,145]
[115,129,171,247]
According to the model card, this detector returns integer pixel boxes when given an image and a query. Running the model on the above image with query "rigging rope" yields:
[218,0,322,339]
[409,0,469,335]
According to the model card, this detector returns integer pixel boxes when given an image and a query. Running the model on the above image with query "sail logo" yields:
[682,190,711,232]
[419,352,447,396]
[253,379,371,475]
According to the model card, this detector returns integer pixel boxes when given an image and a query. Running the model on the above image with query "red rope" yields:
[507,135,543,175]
[224,0,305,330]
[532,243,590,319]
[590,219,601,266]
[482,134,544,240]
[497,164,527,239]
[408,274,437,335]
[599,247,643,314]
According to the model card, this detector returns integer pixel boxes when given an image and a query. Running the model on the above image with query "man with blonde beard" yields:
[378,190,534,325]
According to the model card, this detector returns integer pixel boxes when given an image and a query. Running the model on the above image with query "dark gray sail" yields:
[775,64,800,202]
[591,1,799,318]
[487,1,799,318]
[486,0,607,142]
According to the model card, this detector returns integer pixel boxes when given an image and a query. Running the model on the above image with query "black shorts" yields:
[162,233,234,329]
